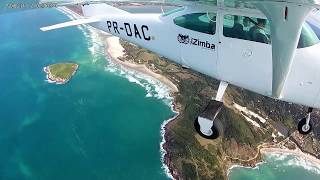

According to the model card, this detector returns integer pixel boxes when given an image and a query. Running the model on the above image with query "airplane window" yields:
[173,13,216,35]
[297,22,320,48]
[223,15,271,44]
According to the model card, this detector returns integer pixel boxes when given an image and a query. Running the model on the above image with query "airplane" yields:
[26,0,320,139]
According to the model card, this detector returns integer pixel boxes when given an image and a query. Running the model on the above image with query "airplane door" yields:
[174,12,219,78]
[218,14,272,96]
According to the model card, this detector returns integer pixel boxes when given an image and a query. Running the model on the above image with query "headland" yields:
[63,5,320,180]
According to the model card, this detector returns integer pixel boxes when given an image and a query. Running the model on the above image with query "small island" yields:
[44,63,79,84]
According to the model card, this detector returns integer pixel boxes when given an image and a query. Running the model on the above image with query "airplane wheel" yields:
[194,118,219,139]
[298,118,312,135]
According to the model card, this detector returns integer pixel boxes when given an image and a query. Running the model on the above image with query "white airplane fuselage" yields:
[82,4,320,108]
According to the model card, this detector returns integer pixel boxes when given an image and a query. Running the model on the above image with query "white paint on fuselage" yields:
[82,3,320,108]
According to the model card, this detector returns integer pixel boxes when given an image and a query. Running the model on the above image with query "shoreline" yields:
[59,6,181,179]
[104,35,181,179]
[160,105,180,179]
[227,146,320,178]
[60,6,320,180]
[105,36,179,93]
[60,6,181,178]
[260,147,320,165]
[43,63,79,85]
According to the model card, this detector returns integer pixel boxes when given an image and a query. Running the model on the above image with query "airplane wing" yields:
[40,17,102,31]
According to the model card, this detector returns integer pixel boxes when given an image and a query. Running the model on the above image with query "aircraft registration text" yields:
[106,21,152,41]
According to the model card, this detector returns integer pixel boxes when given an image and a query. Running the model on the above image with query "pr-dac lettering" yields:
[106,21,151,41]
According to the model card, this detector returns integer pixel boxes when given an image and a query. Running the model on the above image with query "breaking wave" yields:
[104,61,174,106]
[265,152,320,175]
[57,7,105,63]
[104,56,178,179]
[229,152,320,179]
[104,47,178,179]
[160,106,179,179]
[58,7,177,179]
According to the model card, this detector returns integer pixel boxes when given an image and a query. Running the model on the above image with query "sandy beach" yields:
[105,36,179,93]
[260,147,320,166]
[58,6,178,93]
[59,6,180,178]
[60,6,320,179]
[59,7,180,178]
[103,30,183,179]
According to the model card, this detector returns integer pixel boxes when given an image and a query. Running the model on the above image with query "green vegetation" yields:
[121,40,259,179]
[119,40,320,180]
[220,108,262,146]
[48,63,78,80]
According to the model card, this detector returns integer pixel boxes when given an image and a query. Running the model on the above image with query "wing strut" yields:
[255,2,313,98]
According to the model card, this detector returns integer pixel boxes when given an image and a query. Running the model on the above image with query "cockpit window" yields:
[223,14,320,48]
[223,15,271,44]
[174,13,216,35]
[298,22,320,48]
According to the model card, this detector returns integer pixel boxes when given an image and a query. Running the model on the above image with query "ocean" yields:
[229,153,320,180]
[1,3,320,180]
[0,8,174,180]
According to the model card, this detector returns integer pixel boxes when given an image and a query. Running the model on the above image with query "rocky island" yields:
[44,63,79,84]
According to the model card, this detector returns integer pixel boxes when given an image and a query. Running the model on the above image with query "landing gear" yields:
[194,101,222,139]
[298,107,313,135]
[194,81,228,139]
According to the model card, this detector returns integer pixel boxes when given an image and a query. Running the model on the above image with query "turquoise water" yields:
[2,3,320,180]
[0,8,174,180]
[229,153,320,180]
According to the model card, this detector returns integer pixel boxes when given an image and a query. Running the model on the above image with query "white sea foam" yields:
[265,152,320,175]
[104,61,173,106]
[228,161,265,171]
[104,49,177,179]
[266,152,288,161]
[105,63,177,178]
[59,6,320,177]
[160,103,179,179]
[45,75,55,84]
[228,152,320,179]
[59,7,177,179]
[56,7,104,63]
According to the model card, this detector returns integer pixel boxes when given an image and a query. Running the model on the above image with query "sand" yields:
[105,36,179,93]
[58,6,178,93]
[260,147,320,166]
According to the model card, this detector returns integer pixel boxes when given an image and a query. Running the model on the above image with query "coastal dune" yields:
[60,6,320,180]
[105,36,179,93]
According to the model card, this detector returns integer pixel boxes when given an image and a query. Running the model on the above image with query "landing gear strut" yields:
[194,81,228,139]
[298,107,313,135]
[194,101,222,139]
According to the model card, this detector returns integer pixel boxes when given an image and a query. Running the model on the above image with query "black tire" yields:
[298,118,313,135]
[194,118,219,139]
